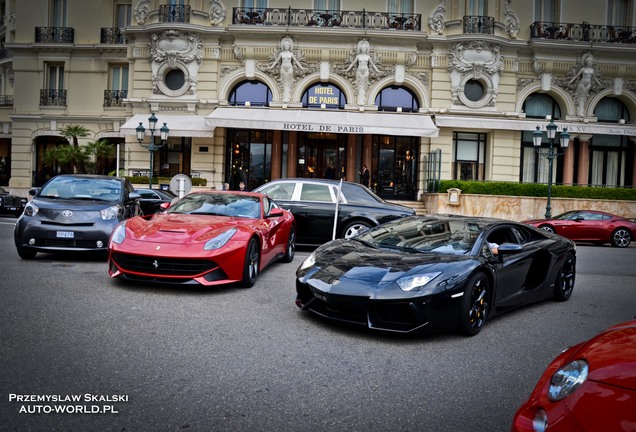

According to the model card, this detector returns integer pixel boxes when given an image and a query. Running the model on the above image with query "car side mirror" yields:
[160,202,171,210]
[29,188,39,196]
[498,243,523,254]
[129,192,141,200]
[268,207,284,218]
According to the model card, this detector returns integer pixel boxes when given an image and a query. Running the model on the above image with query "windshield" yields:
[168,193,261,218]
[553,211,581,220]
[356,217,488,255]
[39,177,122,201]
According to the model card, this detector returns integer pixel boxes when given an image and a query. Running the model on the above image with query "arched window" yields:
[594,97,630,122]
[522,93,561,119]
[375,86,420,112]
[228,80,272,107]
[301,83,346,109]
[520,93,565,184]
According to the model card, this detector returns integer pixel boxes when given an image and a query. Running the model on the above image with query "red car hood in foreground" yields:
[125,214,250,245]
[512,320,636,432]
[582,320,636,389]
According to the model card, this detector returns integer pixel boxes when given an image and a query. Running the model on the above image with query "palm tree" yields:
[59,125,91,173]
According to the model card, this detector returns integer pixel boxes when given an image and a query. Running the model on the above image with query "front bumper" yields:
[295,279,461,334]
[15,217,118,252]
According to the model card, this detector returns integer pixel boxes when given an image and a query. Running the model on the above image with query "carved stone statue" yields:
[209,0,225,26]
[428,0,446,35]
[135,0,150,25]
[344,39,381,106]
[265,37,306,103]
[568,52,601,117]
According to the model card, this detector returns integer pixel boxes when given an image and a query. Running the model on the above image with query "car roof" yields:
[256,178,363,188]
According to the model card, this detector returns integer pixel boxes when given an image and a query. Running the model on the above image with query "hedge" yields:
[125,176,208,187]
[432,180,636,201]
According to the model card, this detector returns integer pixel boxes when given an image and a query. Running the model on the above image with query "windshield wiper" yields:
[191,211,227,216]
[350,238,379,249]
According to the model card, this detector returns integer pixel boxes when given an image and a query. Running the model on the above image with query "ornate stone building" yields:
[1,0,635,201]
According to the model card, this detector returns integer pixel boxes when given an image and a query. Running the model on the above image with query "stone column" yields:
[346,135,357,181]
[287,131,298,178]
[575,134,592,186]
[271,130,282,180]
[631,137,636,186]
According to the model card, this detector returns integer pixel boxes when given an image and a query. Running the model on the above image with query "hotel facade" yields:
[1,0,635,202]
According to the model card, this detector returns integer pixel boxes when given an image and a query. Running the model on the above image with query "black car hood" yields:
[304,239,476,297]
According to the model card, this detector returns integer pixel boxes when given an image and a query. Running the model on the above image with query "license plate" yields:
[56,231,74,238]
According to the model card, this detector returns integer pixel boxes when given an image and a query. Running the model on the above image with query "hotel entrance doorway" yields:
[296,133,348,180]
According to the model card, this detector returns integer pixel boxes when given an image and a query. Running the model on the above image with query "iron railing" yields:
[463,16,495,34]
[159,4,191,23]
[35,27,74,43]
[0,95,14,107]
[232,7,421,31]
[100,28,128,44]
[103,90,128,107]
[40,89,67,106]
[531,21,636,43]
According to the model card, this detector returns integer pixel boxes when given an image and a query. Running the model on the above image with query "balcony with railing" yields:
[40,89,67,107]
[0,95,14,107]
[232,7,421,31]
[100,28,128,44]
[159,4,191,23]
[35,27,74,43]
[531,21,636,44]
[104,90,127,107]
[463,16,494,34]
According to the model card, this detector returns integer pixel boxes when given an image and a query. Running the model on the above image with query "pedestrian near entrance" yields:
[238,181,248,191]
[360,164,370,188]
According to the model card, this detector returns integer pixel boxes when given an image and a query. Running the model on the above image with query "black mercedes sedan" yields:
[254,178,415,245]
[295,215,576,336]
[14,174,141,259]
[135,187,177,215]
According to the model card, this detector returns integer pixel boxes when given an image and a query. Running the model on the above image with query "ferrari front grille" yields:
[112,252,216,276]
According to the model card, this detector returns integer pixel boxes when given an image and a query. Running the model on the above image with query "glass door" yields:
[373,135,418,200]
[297,133,346,180]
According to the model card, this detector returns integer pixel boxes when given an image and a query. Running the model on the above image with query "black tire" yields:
[554,252,575,301]
[281,226,295,263]
[458,272,490,336]
[17,246,37,260]
[539,225,555,233]
[342,220,372,239]
[241,238,260,288]
[611,228,631,248]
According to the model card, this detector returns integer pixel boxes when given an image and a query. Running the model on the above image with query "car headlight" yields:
[299,251,317,271]
[101,204,122,220]
[203,228,237,250]
[548,359,588,401]
[110,221,127,245]
[397,272,441,292]
[23,202,39,217]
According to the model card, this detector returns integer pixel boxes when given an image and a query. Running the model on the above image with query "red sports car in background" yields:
[511,319,636,432]
[522,210,636,248]
[108,190,296,287]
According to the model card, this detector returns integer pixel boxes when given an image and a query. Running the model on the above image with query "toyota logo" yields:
[61,210,73,217]
[153,260,159,269]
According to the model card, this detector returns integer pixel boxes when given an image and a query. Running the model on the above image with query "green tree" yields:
[85,139,115,175]
[58,125,91,173]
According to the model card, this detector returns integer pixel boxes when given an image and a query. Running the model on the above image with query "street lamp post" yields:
[136,113,169,189]
[532,120,570,219]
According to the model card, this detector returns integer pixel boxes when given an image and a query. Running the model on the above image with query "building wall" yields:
[1,0,635,194]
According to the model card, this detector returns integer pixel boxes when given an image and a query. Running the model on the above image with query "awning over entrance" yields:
[120,114,213,137]
[205,107,439,137]
[435,115,636,136]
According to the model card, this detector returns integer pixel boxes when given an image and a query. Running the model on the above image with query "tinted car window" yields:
[259,183,294,200]
[299,184,332,202]
[341,183,382,204]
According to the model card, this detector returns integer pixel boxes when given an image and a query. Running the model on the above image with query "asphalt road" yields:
[0,216,634,432]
